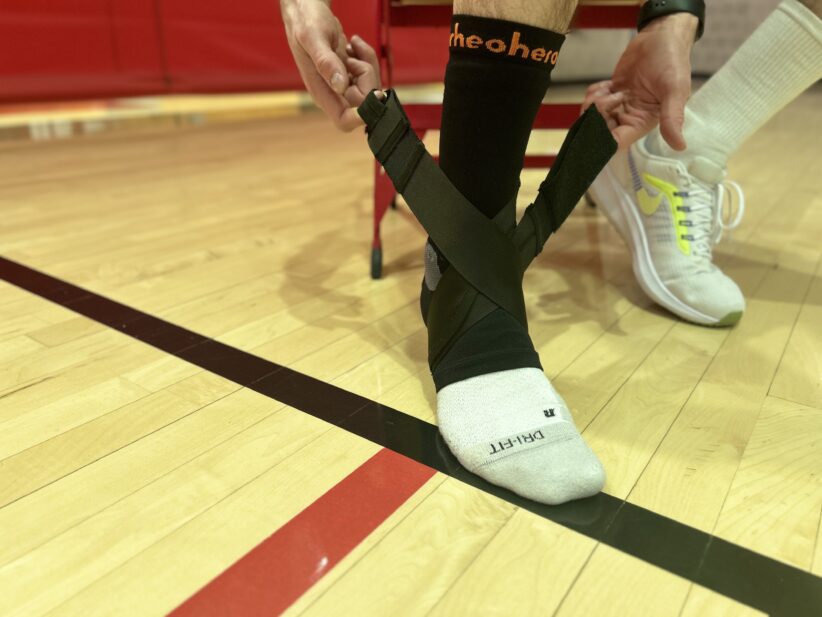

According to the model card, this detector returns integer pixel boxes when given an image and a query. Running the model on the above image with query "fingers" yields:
[293,24,383,132]
[347,35,382,97]
[582,81,611,109]
[581,84,625,142]
[613,106,656,151]
[612,124,645,151]
[660,100,687,150]
[659,86,689,151]
[350,35,380,70]
[337,107,365,132]
[586,80,613,96]
[296,27,350,95]
[340,34,383,123]
[294,54,347,124]
[593,91,625,115]
[343,58,374,105]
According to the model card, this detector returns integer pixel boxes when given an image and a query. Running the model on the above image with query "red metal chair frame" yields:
[368,1,639,278]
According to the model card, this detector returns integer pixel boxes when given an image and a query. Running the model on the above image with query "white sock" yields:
[436,368,605,505]
[648,0,822,171]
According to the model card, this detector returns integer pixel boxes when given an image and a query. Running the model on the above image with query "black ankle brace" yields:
[360,91,617,390]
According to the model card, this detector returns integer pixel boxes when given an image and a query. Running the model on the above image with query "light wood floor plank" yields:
[770,249,822,409]
[1,401,328,617]
[628,249,817,534]
[296,478,515,617]
[0,329,128,395]
[282,474,448,617]
[27,316,104,348]
[584,322,725,499]
[216,258,421,351]
[0,334,44,364]
[814,509,822,576]
[680,585,765,617]
[2,388,199,508]
[0,386,276,569]
[0,341,161,422]
[46,428,380,617]
[555,543,691,617]
[428,508,596,616]
[712,395,822,570]
[554,304,675,430]
[0,375,149,461]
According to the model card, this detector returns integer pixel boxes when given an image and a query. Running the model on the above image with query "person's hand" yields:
[281,0,382,131]
[583,13,698,150]
[344,37,384,110]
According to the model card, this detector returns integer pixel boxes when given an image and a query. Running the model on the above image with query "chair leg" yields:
[372,161,395,279]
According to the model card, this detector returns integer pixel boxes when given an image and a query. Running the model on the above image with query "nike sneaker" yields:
[588,138,746,326]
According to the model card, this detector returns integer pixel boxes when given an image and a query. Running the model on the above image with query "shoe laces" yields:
[674,174,745,264]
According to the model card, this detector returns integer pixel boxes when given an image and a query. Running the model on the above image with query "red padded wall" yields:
[0,0,447,103]
[158,0,299,92]
[156,1,448,93]
[0,0,166,102]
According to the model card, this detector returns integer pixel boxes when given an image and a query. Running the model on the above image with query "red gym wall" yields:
[0,0,449,103]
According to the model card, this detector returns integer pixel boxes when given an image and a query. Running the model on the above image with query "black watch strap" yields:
[637,0,706,40]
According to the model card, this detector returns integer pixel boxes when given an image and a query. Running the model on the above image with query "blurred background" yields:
[0,0,781,142]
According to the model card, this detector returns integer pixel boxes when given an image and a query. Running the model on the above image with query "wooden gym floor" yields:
[1,85,821,616]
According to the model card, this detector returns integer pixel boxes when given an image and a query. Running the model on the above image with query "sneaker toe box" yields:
[665,270,745,326]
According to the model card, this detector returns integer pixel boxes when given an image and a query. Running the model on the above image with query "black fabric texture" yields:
[428,15,566,273]
[430,308,542,391]
[439,14,565,219]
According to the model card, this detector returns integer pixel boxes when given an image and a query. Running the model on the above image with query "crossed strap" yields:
[358,90,617,376]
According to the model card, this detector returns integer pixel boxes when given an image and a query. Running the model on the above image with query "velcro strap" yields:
[356,90,617,375]
[357,90,387,126]
[515,105,617,266]
[360,90,528,337]
[380,132,426,195]
[365,95,410,164]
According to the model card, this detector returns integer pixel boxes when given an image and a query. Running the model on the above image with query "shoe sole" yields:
[589,166,735,327]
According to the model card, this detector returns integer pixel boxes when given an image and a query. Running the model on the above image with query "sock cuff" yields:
[448,14,566,69]
[779,0,822,44]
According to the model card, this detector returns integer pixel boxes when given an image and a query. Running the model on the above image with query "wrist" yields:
[281,0,332,33]
[281,0,331,13]
[638,0,704,41]
[642,12,699,41]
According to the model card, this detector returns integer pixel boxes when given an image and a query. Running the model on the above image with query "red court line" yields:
[169,448,437,616]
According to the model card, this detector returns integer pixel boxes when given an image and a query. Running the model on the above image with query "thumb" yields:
[659,88,688,151]
[297,29,349,95]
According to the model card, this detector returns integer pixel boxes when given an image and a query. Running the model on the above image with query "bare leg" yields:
[453,0,578,31]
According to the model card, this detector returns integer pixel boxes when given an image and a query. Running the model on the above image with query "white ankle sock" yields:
[648,0,822,170]
[436,368,605,504]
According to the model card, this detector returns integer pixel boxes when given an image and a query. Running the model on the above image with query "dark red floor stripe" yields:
[169,448,436,616]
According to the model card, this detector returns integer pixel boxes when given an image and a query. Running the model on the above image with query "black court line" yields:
[2,255,820,616]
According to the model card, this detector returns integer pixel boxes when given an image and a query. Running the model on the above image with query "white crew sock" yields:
[437,368,605,505]
[648,0,822,172]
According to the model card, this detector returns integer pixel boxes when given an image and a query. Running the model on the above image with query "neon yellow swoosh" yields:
[639,172,690,255]
[637,187,663,215]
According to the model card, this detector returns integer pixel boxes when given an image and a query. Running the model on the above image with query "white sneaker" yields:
[589,138,746,326]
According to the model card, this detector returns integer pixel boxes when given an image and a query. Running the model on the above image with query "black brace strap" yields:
[359,90,616,373]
